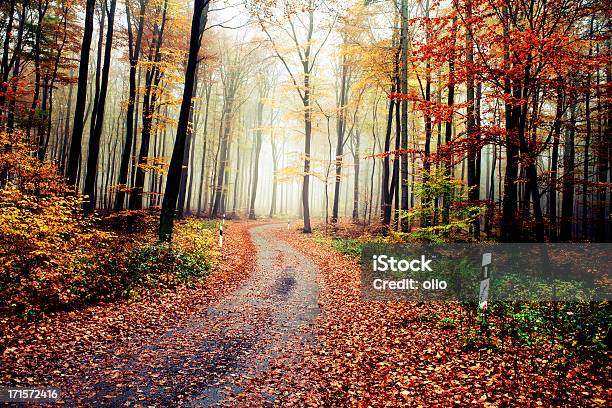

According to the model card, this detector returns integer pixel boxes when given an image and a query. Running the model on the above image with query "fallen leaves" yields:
[232,227,610,407]
[0,220,258,406]
[1,221,609,407]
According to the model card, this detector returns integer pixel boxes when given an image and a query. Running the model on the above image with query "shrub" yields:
[123,219,219,298]
[330,238,363,257]
[0,130,114,315]
[0,130,219,317]
[400,168,485,242]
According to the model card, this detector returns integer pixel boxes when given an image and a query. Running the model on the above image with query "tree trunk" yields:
[131,0,167,210]
[269,143,278,218]
[501,81,522,241]
[84,0,117,213]
[114,0,146,210]
[208,110,223,216]
[87,2,106,165]
[549,86,564,242]
[352,129,360,221]
[197,82,212,214]
[178,66,199,218]
[560,100,576,241]
[159,0,209,242]
[66,0,96,188]
[0,0,16,126]
[443,18,457,225]
[5,2,27,132]
[331,58,348,224]
[302,76,312,233]
[381,88,396,226]
[212,97,234,217]
[465,0,479,238]
[232,141,240,214]
[399,0,409,231]
[393,85,401,230]
[249,99,264,219]
[582,28,594,239]
[595,64,611,241]
[269,119,279,218]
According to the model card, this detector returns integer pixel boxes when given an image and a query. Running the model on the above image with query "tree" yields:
[83,0,117,213]
[65,0,96,188]
[248,88,265,219]
[130,0,169,210]
[159,0,209,242]
[210,39,253,218]
[464,0,480,239]
[249,0,338,233]
[399,0,410,232]
[196,62,215,215]
[331,51,351,224]
[114,0,148,210]
[269,120,283,218]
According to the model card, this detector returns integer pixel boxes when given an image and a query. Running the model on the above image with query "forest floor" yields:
[1,221,609,407]
[1,222,322,407]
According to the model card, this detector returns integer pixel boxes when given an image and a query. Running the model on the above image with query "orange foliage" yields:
[0,131,114,315]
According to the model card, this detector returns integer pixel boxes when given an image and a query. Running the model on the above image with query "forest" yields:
[0,0,609,240]
[0,0,610,406]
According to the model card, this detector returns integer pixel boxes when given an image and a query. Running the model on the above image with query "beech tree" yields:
[114,0,148,210]
[83,0,117,213]
[159,0,209,242]
[66,0,96,188]
[249,0,338,233]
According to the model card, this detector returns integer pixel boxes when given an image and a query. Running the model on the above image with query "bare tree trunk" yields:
[87,2,106,163]
[84,0,117,213]
[269,118,280,218]
[0,0,16,126]
[159,0,209,241]
[352,129,360,221]
[443,18,457,225]
[381,90,396,225]
[560,98,576,241]
[465,0,479,238]
[232,141,241,214]
[595,64,611,241]
[399,0,409,231]
[197,82,212,215]
[66,0,96,188]
[331,55,348,224]
[249,99,264,219]
[212,97,234,217]
[131,1,167,210]
[178,66,199,218]
[302,81,312,232]
[59,81,72,171]
[209,110,223,216]
[549,86,564,241]
[115,0,147,210]
[582,24,594,239]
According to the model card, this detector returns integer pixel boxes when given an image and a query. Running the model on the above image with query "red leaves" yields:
[2,222,608,406]
[232,228,610,406]
[0,220,257,405]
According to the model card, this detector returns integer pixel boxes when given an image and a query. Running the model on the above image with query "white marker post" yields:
[219,214,225,248]
[479,252,492,309]
[287,219,291,230]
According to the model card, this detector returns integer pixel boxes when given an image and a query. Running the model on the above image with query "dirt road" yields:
[77,223,319,407]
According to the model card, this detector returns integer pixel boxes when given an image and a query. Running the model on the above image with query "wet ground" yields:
[76,223,320,407]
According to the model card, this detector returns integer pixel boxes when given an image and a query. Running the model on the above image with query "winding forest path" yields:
[81,223,320,407]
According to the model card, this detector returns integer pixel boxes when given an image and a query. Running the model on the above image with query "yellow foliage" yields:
[0,131,113,314]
